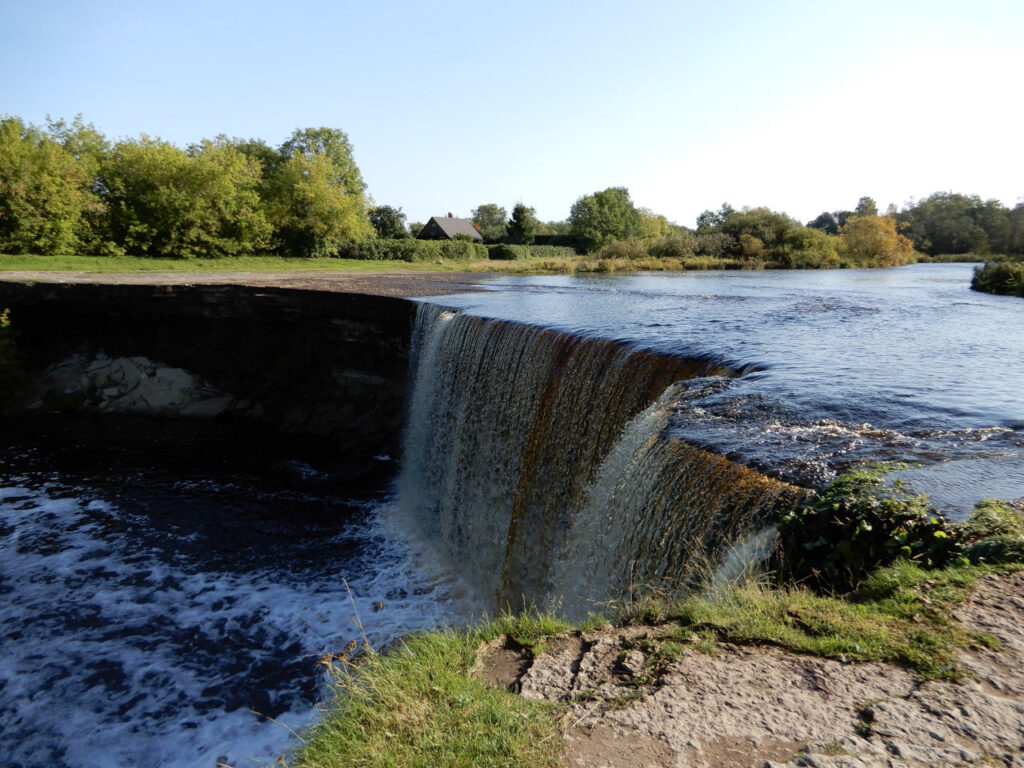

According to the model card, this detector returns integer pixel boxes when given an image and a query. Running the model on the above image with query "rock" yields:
[619,649,646,678]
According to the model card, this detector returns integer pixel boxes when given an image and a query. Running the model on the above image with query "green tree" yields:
[279,127,365,196]
[696,203,735,232]
[807,211,842,235]
[638,207,673,241]
[776,226,840,268]
[855,196,879,217]
[261,127,372,256]
[568,186,642,252]
[898,192,1010,255]
[101,136,272,258]
[369,205,409,239]
[507,202,538,245]
[720,207,802,255]
[471,203,507,242]
[0,116,102,254]
[265,150,372,256]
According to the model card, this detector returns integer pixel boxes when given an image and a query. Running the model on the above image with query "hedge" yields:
[335,239,488,262]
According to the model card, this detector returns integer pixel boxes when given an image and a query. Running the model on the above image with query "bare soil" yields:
[476,572,1024,768]
[0,270,491,298]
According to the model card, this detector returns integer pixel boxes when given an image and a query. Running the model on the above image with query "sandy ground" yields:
[477,572,1024,768]
[0,270,493,298]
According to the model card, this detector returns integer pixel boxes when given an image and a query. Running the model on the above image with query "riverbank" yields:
[291,561,1024,768]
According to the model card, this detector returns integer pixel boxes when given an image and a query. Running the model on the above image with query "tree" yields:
[855,196,879,217]
[369,205,408,239]
[696,203,735,232]
[898,192,1009,255]
[838,215,914,266]
[807,211,841,235]
[471,203,507,242]
[507,202,538,244]
[279,127,365,196]
[776,226,840,268]
[263,126,372,256]
[0,116,102,254]
[638,207,673,241]
[101,136,272,258]
[720,207,802,253]
[264,150,372,257]
[568,187,642,251]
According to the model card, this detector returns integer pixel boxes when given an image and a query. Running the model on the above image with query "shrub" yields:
[597,238,648,260]
[439,239,487,261]
[775,227,841,269]
[524,245,576,260]
[961,498,1024,564]
[972,261,1024,297]
[778,466,960,592]
[648,233,695,260]
[693,231,735,258]
[334,239,486,262]
[488,243,530,261]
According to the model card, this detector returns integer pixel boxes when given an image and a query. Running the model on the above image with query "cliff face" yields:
[0,281,417,457]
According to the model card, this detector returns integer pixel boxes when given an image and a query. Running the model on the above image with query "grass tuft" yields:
[290,614,569,768]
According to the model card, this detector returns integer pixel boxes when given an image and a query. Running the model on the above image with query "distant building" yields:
[417,212,484,242]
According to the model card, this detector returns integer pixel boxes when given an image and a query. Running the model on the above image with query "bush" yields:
[972,261,1024,297]
[335,238,486,262]
[524,245,576,260]
[597,239,648,260]
[648,233,695,260]
[778,466,960,592]
[961,498,1024,564]
[488,244,530,260]
[775,227,841,269]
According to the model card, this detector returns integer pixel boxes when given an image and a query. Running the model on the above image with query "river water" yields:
[427,263,1024,514]
[0,418,471,768]
[1,263,1021,767]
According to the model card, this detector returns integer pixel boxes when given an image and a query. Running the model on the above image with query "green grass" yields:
[290,618,569,768]
[0,251,809,276]
[633,561,1000,680]
[0,253,460,274]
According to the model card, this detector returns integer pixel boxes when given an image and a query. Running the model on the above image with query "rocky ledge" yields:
[475,572,1024,768]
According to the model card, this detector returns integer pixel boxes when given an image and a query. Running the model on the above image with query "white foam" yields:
[0,481,468,767]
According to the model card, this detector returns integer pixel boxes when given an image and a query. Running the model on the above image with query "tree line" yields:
[0,116,371,258]
[2,114,1021,265]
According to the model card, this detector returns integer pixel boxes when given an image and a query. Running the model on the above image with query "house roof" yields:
[423,215,483,241]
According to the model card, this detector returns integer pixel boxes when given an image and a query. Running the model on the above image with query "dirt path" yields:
[477,572,1024,767]
[0,270,492,298]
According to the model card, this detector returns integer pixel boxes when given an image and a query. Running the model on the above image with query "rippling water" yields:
[0,419,470,768]
[427,263,1024,513]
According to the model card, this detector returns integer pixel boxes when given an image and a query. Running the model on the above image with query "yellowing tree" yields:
[838,215,915,267]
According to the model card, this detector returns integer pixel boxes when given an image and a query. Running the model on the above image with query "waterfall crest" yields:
[396,304,804,615]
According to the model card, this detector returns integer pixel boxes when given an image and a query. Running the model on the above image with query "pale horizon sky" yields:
[2,0,1022,228]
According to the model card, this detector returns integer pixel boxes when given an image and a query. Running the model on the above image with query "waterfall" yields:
[395,304,805,616]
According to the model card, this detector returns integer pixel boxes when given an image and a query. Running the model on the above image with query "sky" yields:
[2,0,1022,228]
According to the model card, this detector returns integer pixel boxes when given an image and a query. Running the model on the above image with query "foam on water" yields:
[0,463,468,768]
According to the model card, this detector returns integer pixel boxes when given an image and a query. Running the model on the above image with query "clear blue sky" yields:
[3,0,1022,227]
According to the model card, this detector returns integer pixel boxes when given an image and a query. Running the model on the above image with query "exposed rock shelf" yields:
[475,572,1024,768]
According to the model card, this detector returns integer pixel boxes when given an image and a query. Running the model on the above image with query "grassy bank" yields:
[288,474,1024,768]
[0,251,774,275]
[0,251,917,277]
